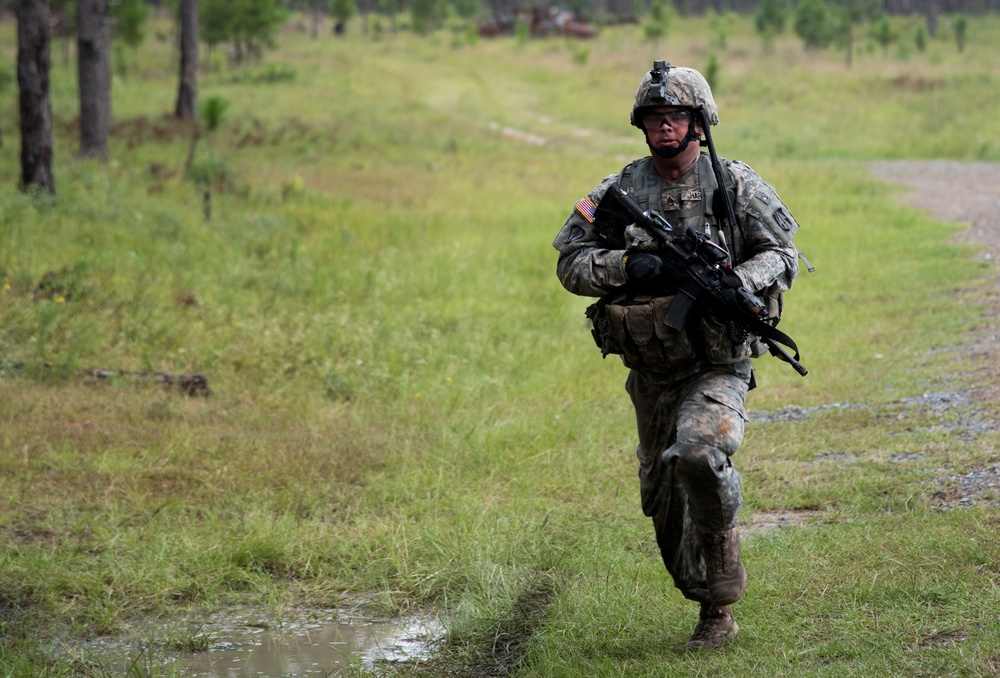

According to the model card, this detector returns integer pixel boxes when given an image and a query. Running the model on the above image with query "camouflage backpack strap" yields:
[702,155,744,264]
[622,157,665,215]
[618,160,636,194]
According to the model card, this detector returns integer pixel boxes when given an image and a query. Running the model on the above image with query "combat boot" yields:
[698,527,747,605]
[684,603,739,650]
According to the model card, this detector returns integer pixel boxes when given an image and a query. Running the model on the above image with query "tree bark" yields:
[77,0,112,161]
[175,0,199,120]
[16,0,56,194]
[845,25,854,68]
[924,0,939,37]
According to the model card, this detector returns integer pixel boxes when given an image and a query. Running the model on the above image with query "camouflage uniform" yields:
[552,73,800,604]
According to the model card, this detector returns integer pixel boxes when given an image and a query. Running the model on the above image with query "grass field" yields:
[1,10,998,676]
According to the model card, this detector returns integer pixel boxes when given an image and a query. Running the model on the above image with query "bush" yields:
[794,0,833,50]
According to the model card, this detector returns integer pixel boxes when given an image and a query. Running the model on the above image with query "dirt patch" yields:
[399,572,556,677]
[743,509,823,536]
[465,579,555,678]
[751,389,999,438]
[930,464,1000,510]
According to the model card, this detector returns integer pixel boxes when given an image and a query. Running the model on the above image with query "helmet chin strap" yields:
[646,126,702,159]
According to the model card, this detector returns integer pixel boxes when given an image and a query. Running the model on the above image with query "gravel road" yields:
[869,160,1000,267]
[869,161,999,509]
[869,160,1000,394]
[730,161,1000,531]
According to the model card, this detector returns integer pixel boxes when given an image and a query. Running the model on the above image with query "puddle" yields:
[64,606,446,676]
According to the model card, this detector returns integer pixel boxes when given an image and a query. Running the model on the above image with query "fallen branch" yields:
[1,361,211,397]
[88,369,211,397]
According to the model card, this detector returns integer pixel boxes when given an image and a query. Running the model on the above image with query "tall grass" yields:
[0,12,998,676]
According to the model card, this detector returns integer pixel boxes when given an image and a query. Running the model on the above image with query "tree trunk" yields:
[845,25,853,68]
[77,0,112,161]
[925,0,939,38]
[175,0,199,120]
[16,0,56,194]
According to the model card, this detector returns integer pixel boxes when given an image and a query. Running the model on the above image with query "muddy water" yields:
[72,607,445,676]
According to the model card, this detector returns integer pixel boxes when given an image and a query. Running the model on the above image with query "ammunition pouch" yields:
[587,296,754,370]
[697,310,755,364]
[585,298,621,358]
[587,296,696,371]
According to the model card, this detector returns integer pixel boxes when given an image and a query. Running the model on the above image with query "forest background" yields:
[1,0,1000,675]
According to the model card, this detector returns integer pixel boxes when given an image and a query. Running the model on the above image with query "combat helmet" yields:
[630,61,719,129]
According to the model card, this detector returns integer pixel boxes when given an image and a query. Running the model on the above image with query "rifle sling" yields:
[732,308,801,361]
[661,280,801,362]
[660,284,801,362]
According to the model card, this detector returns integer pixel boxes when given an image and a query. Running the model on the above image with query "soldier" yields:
[552,61,801,649]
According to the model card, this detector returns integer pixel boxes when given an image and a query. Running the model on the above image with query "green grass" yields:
[1,11,999,676]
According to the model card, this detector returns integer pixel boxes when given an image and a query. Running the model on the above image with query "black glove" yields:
[719,267,767,319]
[720,267,744,290]
[624,252,664,282]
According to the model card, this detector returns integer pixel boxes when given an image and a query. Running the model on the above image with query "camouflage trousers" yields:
[625,360,752,604]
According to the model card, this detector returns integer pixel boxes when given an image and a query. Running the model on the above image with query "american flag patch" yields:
[575,197,597,223]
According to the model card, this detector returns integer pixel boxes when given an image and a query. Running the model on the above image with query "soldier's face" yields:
[642,106,695,151]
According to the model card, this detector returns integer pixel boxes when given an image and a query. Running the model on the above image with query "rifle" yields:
[593,183,808,376]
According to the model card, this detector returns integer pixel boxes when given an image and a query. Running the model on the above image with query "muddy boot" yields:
[684,603,739,650]
[698,527,747,605]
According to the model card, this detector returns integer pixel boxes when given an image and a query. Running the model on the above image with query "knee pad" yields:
[669,443,734,486]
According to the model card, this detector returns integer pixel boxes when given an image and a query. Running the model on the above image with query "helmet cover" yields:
[630,60,719,128]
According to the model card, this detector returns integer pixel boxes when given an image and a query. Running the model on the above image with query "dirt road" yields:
[869,160,1000,268]
[869,161,1000,395]
[872,161,1000,510]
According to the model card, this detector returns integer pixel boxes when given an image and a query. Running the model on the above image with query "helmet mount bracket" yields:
[648,60,677,105]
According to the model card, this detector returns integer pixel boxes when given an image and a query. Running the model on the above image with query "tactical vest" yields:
[617,154,744,265]
[585,153,758,374]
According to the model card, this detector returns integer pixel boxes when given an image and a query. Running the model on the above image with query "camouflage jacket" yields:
[553,153,800,372]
